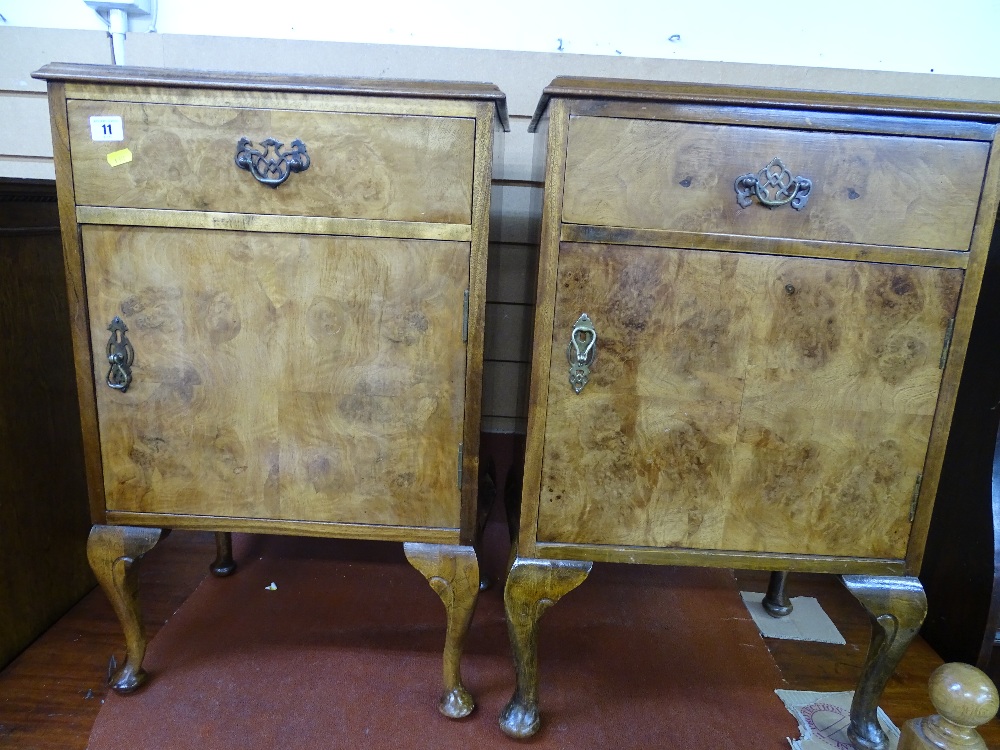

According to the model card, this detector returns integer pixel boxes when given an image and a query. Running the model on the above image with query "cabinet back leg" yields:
[86,524,165,693]
[210,531,236,577]
[404,542,480,719]
[763,570,794,617]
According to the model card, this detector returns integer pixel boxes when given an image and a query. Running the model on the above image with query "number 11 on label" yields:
[90,116,124,142]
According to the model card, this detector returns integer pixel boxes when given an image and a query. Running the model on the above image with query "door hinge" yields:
[939,317,956,369]
[462,289,470,343]
[457,442,464,489]
[909,473,923,522]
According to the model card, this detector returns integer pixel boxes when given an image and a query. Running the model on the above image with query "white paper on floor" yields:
[740,591,846,644]
[776,689,899,750]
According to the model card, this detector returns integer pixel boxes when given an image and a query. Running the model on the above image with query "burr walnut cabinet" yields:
[33,62,507,717]
[502,76,1000,749]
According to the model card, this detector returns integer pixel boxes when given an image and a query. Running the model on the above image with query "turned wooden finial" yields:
[898,663,999,750]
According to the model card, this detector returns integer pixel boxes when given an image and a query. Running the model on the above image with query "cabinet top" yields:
[529,75,1000,131]
[32,62,509,131]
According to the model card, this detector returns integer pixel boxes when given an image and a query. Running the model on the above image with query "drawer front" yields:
[67,100,476,224]
[562,116,988,251]
[538,242,962,559]
[84,225,469,529]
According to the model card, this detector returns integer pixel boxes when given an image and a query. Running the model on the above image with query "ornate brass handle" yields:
[106,316,134,392]
[735,157,812,210]
[235,137,310,188]
[567,313,597,394]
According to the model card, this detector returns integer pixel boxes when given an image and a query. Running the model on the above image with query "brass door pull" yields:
[567,313,597,394]
[106,316,134,392]
[235,137,310,188]
[735,157,812,210]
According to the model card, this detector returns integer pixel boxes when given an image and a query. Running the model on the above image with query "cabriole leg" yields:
[842,575,927,750]
[763,570,793,617]
[210,531,236,577]
[404,542,480,719]
[86,524,165,694]
[499,557,593,739]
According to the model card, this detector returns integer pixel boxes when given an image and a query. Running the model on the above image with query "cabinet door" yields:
[84,225,469,529]
[537,243,961,559]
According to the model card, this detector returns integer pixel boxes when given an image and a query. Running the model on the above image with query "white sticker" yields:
[90,115,124,142]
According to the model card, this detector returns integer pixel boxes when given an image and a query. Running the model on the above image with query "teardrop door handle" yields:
[106,315,134,392]
[566,313,597,394]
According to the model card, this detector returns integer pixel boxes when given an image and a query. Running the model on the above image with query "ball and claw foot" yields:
[499,696,540,739]
[439,686,475,719]
[403,543,479,721]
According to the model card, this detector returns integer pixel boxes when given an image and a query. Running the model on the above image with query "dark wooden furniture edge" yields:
[532,541,907,575]
[31,62,510,132]
[106,510,462,543]
[528,75,1000,131]
[984,418,1000,668]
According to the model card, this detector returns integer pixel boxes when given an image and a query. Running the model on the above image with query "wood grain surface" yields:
[7,530,1000,749]
[64,85,485,123]
[75,206,472,242]
[0,219,94,669]
[561,116,988,252]
[48,82,110,523]
[529,75,1000,131]
[904,144,1000,573]
[83,225,470,529]
[67,99,475,223]
[560,224,971,270]
[34,63,508,131]
[567,99,997,142]
[516,99,569,559]
[537,243,961,559]
[456,103,497,541]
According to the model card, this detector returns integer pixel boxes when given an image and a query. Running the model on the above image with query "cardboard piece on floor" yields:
[740,591,847,644]
[775,689,899,750]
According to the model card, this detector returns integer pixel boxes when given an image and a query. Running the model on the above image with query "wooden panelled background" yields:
[3,27,1000,433]
[0,179,95,668]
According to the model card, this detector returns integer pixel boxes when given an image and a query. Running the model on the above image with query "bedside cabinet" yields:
[33,63,507,718]
[502,76,1000,749]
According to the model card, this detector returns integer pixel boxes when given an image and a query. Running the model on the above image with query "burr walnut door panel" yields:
[83,225,469,529]
[537,243,962,559]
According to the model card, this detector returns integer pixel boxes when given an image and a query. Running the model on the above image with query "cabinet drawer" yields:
[67,99,476,224]
[562,116,988,252]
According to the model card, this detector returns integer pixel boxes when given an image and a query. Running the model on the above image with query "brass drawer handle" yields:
[235,137,310,188]
[567,313,597,394]
[106,316,134,392]
[735,157,812,210]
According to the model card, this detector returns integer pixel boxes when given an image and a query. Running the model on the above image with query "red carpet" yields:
[87,522,798,749]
